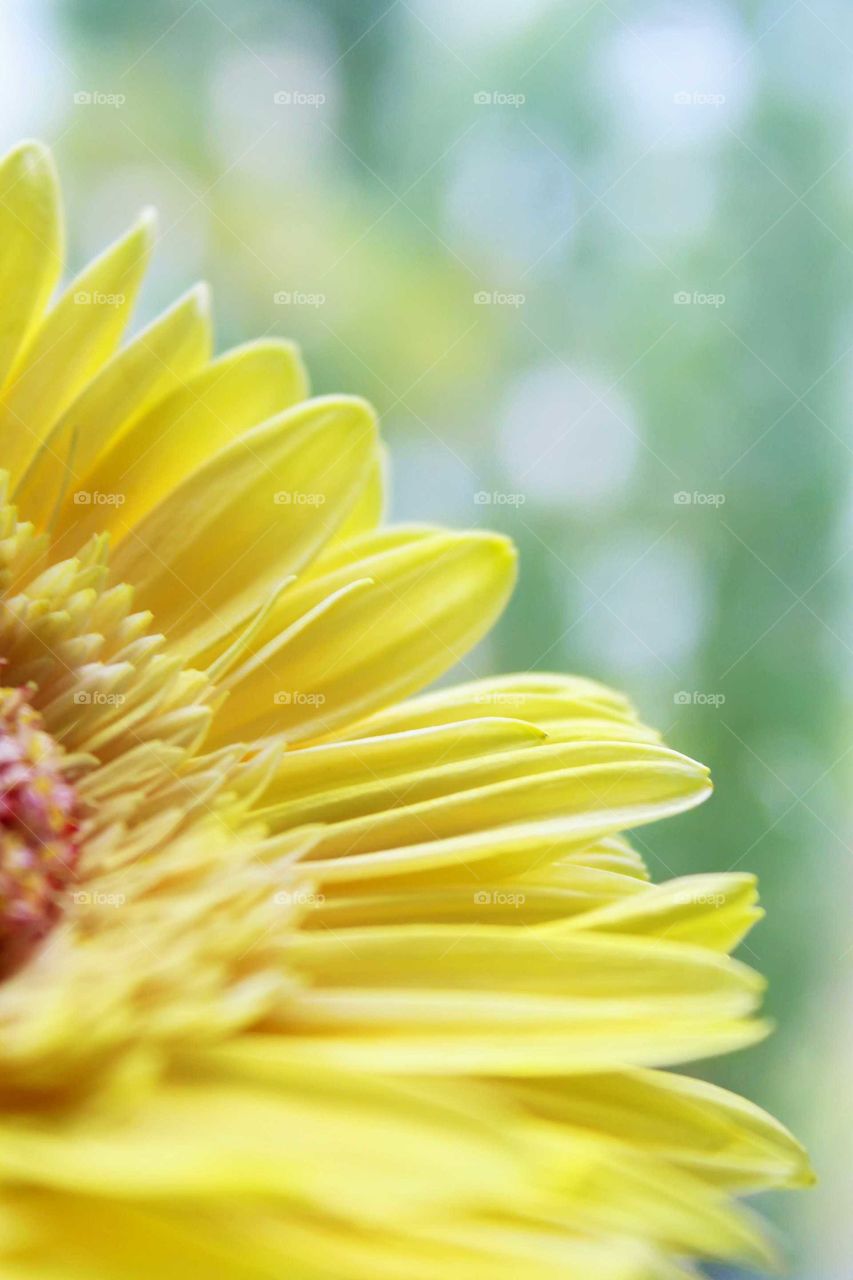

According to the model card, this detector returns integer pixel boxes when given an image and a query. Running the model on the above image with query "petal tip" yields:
[187,280,212,317]
[455,529,518,592]
[331,394,380,445]
[136,204,159,239]
[6,137,55,173]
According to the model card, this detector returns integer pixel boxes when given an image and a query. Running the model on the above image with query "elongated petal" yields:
[210,531,518,744]
[0,211,156,485]
[16,286,212,528]
[529,1126,780,1270]
[557,873,763,953]
[257,716,548,826]
[0,141,62,388]
[305,874,648,929]
[326,669,657,751]
[215,1020,769,1077]
[273,924,766,1074]
[111,395,378,656]
[279,740,710,868]
[324,445,386,546]
[285,925,762,1004]
[515,1069,813,1192]
[0,1077,529,1221]
[296,822,653,888]
[54,338,307,546]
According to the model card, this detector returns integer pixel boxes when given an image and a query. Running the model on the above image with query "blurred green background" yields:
[3,0,849,1273]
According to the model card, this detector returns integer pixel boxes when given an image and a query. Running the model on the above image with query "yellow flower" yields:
[0,139,809,1280]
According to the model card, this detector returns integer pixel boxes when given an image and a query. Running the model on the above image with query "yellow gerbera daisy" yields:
[0,139,809,1280]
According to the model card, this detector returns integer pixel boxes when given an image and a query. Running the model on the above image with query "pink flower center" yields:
[0,685,81,976]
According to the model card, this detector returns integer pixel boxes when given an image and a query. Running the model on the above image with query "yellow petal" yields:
[0,1076,527,1222]
[53,337,307,548]
[257,716,547,826]
[224,1020,768,1078]
[0,210,156,485]
[299,823,652,889]
[304,523,435,580]
[323,444,387,547]
[536,835,649,879]
[516,1068,814,1192]
[111,395,378,656]
[558,873,763,953]
[0,140,62,388]
[210,531,518,745]
[306,872,647,929]
[264,739,699,839]
[280,740,710,869]
[343,671,639,740]
[286,924,762,1006]
[530,1125,779,1270]
[15,286,211,529]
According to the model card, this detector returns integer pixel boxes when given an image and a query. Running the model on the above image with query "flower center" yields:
[0,685,82,976]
